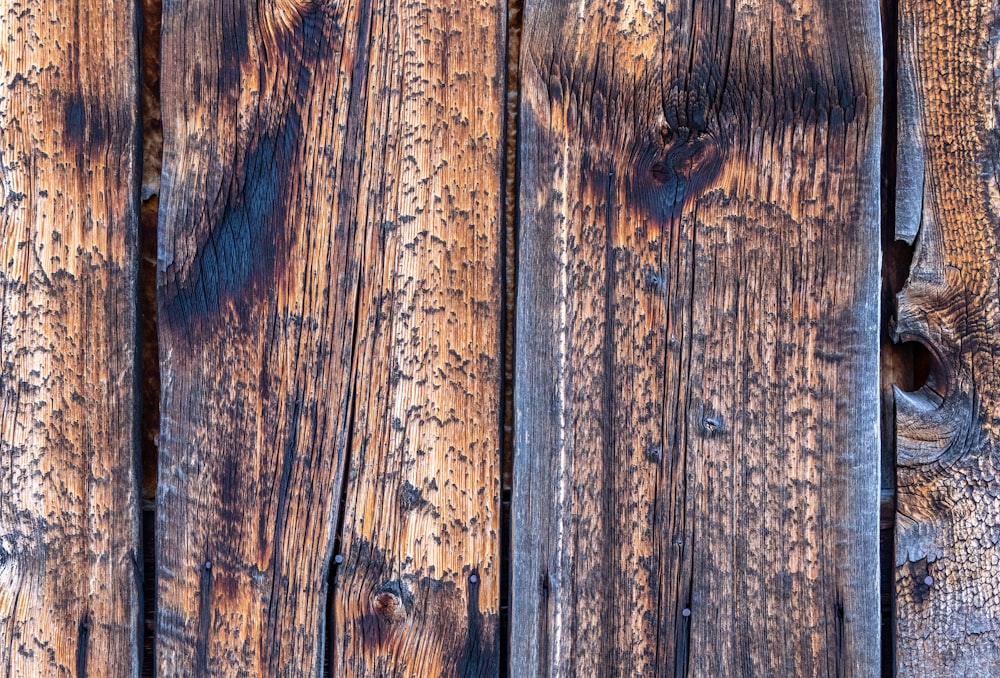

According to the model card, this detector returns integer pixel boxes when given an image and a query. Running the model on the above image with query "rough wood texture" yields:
[156,0,505,674]
[0,0,141,673]
[512,0,883,674]
[894,0,1000,672]
[326,1,505,672]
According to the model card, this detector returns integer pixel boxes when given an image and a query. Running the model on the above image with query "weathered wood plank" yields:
[894,0,1000,672]
[156,0,505,674]
[0,0,141,673]
[512,0,883,674]
[327,0,506,673]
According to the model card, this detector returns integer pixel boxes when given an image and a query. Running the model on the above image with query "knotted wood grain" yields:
[894,0,1000,672]
[0,0,141,673]
[156,0,505,674]
[512,0,883,674]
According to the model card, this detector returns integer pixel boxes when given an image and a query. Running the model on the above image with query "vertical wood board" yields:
[894,0,1000,673]
[327,0,506,674]
[0,0,141,673]
[512,0,883,674]
[156,0,505,675]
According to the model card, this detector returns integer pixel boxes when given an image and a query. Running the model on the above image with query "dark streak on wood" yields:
[76,615,90,678]
[195,561,212,674]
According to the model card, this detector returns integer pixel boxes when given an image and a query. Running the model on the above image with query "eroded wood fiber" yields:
[0,0,141,673]
[513,0,883,674]
[157,0,505,674]
[894,0,1000,673]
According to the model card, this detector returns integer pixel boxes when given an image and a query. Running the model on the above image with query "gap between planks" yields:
[139,0,163,671]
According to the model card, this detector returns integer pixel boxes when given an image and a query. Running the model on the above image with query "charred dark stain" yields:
[62,91,111,153]
[64,93,87,146]
[160,1,342,330]
[669,0,866,133]
[192,63,202,101]
[76,613,91,678]
[542,0,868,270]
[212,2,250,95]
[398,481,430,512]
[457,570,500,677]
[217,452,243,517]
[163,116,300,324]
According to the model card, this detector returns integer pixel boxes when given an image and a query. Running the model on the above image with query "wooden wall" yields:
[0,0,996,674]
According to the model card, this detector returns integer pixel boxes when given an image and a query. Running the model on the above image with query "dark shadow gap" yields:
[137,0,163,672]
[879,0,914,674]
[324,412,354,678]
[323,225,365,678]
[501,0,523,675]
[323,3,381,674]
[893,340,934,394]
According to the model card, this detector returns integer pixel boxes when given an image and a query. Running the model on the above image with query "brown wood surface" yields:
[0,0,141,673]
[512,0,884,674]
[156,0,505,675]
[893,0,1000,672]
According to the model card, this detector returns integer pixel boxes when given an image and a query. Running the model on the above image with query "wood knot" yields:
[372,581,411,624]
[892,305,976,467]
[374,592,403,621]
[640,124,722,215]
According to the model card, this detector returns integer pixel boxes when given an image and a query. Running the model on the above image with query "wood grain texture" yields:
[0,0,141,673]
[156,0,505,674]
[894,0,1000,672]
[512,0,883,674]
[328,0,505,674]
